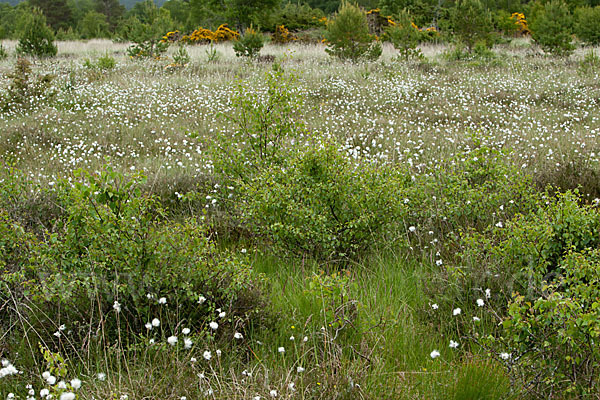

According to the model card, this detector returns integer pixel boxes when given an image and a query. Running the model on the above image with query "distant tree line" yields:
[1,0,600,50]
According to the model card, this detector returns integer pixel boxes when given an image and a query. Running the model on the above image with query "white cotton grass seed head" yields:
[453,308,461,316]
[59,393,76,400]
[58,380,67,389]
[182,328,190,335]
[42,371,51,380]
[278,347,285,353]
[500,352,511,360]
[167,336,178,346]
[158,297,167,305]
[70,378,82,390]
[40,388,49,398]
[218,311,226,318]
[430,350,441,359]
[270,390,278,397]
[431,303,439,310]
[97,372,106,381]
[145,322,153,330]
[203,350,212,361]
[152,318,160,327]
[184,338,193,349]
[297,366,305,373]
[234,332,243,339]
[113,301,121,312]
[476,298,485,307]
[198,295,206,304]
[449,340,459,349]
[209,321,218,330]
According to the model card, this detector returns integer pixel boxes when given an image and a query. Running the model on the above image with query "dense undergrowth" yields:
[1,47,600,399]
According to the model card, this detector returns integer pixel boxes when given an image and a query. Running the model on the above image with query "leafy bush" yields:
[1,167,268,350]
[83,53,117,70]
[16,8,57,58]
[450,0,493,51]
[240,143,405,261]
[233,27,264,59]
[530,0,575,56]
[324,1,382,62]
[574,6,600,46]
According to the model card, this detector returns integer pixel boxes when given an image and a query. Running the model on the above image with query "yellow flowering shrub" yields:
[272,25,297,44]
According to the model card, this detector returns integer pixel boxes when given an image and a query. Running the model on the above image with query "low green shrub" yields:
[0,166,268,353]
[240,143,406,261]
[1,58,55,112]
[233,28,264,60]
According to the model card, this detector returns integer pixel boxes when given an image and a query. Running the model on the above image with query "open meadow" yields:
[1,40,600,399]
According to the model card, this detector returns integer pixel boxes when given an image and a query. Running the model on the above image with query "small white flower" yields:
[167,336,178,346]
[476,298,485,307]
[278,347,285,353]
[59,324,66,331]
[184,338,193,349]
[190,357,197,363]
[97,372,106,381]
[57,381,67,389]
[430,350,441,359]
[182,328,190,335]
[253,396,261,400]
[152,318,160,327]
[149,338,155,344]
[431,303,439,310]
[42,371,51,380]
[449,340,459,349]
[40,389,50,398]
[216,349,222,357]
[408,226,416,232]
[495,221,503,228]
[145,322,152,330]
[297,366,305,373]
[500,352,511,360]
[209,321,218,330]
[47,375,57,385]
[218,311,226,318]
[70,378,82,390]
[198,296,206,304]
[113,301,121,312]
[158,297,167,305]
[473,316,481,322]
[241,248,247,253]
[270,389,278,397]
[289,336,295,341]
[203,350,212,361]
[288,382,295,391]
[485,288,491,299]
[436,259,443,266]
[59,393,75,400]
[453,308,461,316]
[234,332,243,340]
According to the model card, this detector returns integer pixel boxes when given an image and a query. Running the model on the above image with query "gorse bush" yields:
[16,8,57,58]
[233,27,264,59]
[324,1,381,62]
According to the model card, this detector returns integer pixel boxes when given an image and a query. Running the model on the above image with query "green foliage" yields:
[16,8,58,58]
[0,43,7,60]
[1,58,55,112]
[450,0,493,51]
[78,10,110,39]
[574,5,600,45]
[498,247,600,398]
[385,9,422,60]
[83,53,117,70]
[305,270,358,330]
[123,8,175,59]
[324,1,382,62]
[448,360,512,400]
[233,27,265,59]
[265,2,325,31]
[211,68,305,190]
[0,166,268,347]
[530,0,575,56]
[240,143,404,260]
[172,45,191,65]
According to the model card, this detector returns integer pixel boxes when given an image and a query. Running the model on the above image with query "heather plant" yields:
[16,8,57,58]
[530,0,574,56]
[324,1,382,62]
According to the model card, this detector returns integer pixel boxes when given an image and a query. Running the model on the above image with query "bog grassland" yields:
[1,40,600,399]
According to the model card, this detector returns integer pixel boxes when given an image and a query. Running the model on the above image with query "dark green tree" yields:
[29,0,74,31]
[530,0,574,55]
[95,0,125,31]
[161,0,190,26]
[325,1,382,62]
[574,6,600,45]
[385,9,421,59]
[79,10,110,38]
[16,7,58,57]
[450,0,493,51]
